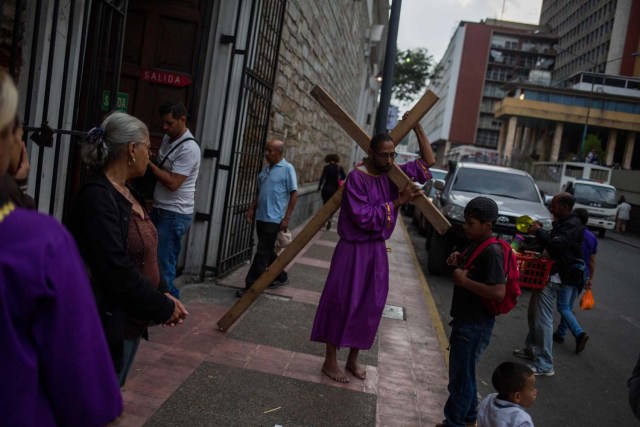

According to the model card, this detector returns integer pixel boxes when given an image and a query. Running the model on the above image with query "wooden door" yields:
[120,0,211,149]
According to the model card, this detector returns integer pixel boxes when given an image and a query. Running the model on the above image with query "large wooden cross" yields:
[217,86,451,331]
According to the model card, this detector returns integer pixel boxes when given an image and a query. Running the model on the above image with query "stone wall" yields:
[269,1,374,185]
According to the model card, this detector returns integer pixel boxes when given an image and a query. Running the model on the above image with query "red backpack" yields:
[462,237,521,316]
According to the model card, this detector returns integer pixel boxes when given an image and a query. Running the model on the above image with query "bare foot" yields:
[322,363,349,383]
[345,361,366,380]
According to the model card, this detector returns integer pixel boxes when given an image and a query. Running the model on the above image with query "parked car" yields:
[412,169,447,235]
[426,162,552,275]
[404,167,447,218]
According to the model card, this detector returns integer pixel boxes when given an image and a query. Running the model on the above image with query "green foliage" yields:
[583,133,604,160]
[392,48,437,102]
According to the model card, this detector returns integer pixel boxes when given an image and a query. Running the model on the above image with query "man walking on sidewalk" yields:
[148,101,201,299]
[310,123,435,383]
[236,139,298,297]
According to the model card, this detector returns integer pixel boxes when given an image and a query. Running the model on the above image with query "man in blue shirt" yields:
[236,139,298,297]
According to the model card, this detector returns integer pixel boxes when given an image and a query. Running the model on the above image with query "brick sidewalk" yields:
[114,216,449,426]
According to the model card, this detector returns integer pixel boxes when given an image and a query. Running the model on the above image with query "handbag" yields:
[275,229,292,249]
[580,288,595,310]
[132,137,197,199]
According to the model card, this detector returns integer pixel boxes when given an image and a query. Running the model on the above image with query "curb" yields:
[606,234,640,250]
[399,216,450,368]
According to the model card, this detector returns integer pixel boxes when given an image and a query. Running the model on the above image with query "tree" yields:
[583,133,604,163]
[392,48,439,103]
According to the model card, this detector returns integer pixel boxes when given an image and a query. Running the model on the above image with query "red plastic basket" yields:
[516,253,555,289]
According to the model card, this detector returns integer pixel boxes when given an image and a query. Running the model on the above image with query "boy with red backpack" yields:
[438,197,520,427]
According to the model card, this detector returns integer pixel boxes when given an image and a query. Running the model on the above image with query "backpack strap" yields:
[462,237,499,270]
[158,137,197,168]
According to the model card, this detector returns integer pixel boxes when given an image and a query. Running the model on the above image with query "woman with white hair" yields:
[70,111,188,387]
[0,71,123,425]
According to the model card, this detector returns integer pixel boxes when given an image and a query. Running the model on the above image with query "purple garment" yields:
[0,206,123,426]
[582,229,598,277]
[311,160,431,349]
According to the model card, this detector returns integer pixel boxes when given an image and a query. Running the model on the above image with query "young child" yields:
[438,197,507,427]
[477,362,536,426]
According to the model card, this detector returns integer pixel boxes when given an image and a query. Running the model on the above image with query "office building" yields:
[412,19,557,162]
[540,0,640,81]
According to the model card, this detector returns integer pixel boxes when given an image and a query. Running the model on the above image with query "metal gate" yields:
[214,0,286,276]
[1,0,128,218]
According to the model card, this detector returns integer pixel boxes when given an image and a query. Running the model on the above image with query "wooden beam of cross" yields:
[310,86,451,235]
[217,86,450,331]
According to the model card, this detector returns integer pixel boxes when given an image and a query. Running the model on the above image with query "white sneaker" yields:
[528,364,554,376]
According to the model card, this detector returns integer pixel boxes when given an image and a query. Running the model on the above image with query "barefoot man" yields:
[310,122,435,382]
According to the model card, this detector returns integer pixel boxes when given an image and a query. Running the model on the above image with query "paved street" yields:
[406,214,640,426]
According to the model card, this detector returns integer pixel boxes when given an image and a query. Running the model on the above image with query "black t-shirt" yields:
[450,238,506,323]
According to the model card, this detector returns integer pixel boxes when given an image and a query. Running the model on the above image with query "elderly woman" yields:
[70,111,188,387]
[0,72,122,424]
[0,114,35,208]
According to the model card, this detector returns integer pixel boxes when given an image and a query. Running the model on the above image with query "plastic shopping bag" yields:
[580,289,595,310]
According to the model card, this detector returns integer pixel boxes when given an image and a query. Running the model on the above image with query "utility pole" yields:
[374,0,402,135]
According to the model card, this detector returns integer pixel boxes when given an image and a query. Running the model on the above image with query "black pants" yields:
[245,220,287,288]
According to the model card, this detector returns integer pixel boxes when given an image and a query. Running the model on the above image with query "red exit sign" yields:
[141,69,192,87]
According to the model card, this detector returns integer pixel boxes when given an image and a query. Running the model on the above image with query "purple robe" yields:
[311,159,431,349]
[0,205,123,426]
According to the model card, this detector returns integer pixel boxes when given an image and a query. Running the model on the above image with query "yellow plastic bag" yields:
[580,289,595,310]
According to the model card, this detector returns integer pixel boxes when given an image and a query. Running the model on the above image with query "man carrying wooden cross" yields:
[310,119,435,383]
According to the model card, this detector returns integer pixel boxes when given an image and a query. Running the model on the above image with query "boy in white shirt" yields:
[477,362,536,427]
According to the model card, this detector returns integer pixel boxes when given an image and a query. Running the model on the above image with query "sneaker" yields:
[269,278,290,289]
[513,348,535,361]
[575,332,589,353]
[528,364,555,376]
[553,332,565,343]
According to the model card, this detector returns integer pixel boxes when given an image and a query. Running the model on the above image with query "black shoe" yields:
[553,332,565,344]
[270,278,290,288]
[575,332,589,353]
[235,288,248,297]
[326,220,331,230]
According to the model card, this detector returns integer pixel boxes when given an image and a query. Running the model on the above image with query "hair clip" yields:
[87,126,105,145]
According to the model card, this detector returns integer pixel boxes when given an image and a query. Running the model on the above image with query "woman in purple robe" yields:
[0,71,123,425]
[311,122,436,383]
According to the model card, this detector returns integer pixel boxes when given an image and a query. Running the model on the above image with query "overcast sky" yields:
[397,0,544,63]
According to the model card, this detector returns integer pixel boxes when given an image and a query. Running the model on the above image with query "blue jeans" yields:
[443,318,495,427]
[556,285,584,338]
[525,282,557,372]
[117,337,141,387]
[151,208,193,299]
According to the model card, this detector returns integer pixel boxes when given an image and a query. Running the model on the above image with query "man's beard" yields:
[376,164,392,173]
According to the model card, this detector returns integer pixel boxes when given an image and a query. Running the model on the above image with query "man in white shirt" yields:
[148,101,200,299]
[616,196,632,234]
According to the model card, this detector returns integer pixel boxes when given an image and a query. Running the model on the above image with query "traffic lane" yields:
[407,220,640,426]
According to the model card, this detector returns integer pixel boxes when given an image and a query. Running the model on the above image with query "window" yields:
[452,169,541,202]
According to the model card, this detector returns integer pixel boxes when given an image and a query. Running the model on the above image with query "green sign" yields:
[102,90,129,112]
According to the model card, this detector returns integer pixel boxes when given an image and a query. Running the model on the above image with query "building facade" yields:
[1,0,388,278]
[411,19,557,166]
[540,0,640,81]
[495,73,640,170]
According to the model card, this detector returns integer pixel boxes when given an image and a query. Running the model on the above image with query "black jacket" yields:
[68,172,174,368]
[534,212,584,282]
